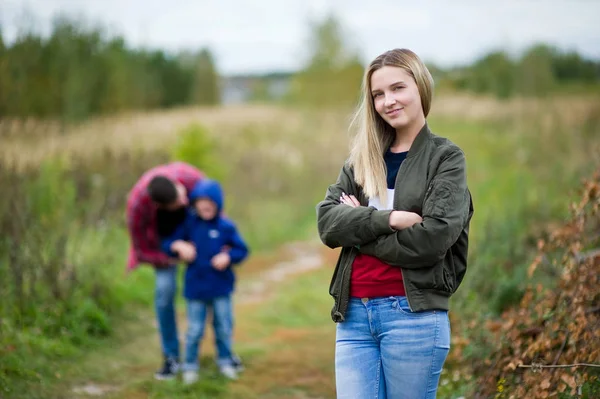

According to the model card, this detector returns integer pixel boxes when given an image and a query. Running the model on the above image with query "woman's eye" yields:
[394,86,404,91]
[373,92,383,98]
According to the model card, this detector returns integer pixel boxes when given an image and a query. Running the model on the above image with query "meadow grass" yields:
[1,94,599,398]
[11,244,337,399]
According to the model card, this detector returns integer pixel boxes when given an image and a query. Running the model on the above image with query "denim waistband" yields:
[349,296,406,305]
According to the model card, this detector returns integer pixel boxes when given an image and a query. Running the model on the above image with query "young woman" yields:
[317,48,474,398]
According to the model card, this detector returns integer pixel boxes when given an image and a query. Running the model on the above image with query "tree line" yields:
[0,17,219,121]
[280,17,600,107]
[439,44,600,98]
[1,15,598,121]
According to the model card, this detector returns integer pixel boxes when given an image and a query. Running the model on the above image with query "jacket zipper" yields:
[335,185,367,321]
[333,250,353,321]
[392,157,416,311]
[401,277,413,311]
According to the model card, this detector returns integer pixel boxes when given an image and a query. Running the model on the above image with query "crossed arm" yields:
[338,192,423,230]
[317,150,470,269]
[316,164,422,249]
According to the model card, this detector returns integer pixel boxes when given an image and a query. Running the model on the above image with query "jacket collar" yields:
[406,122,432,159]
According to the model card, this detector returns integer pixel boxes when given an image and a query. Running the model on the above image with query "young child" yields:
[162,179,249,384]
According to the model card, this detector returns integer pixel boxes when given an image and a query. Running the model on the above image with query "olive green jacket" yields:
[316,123,474,322]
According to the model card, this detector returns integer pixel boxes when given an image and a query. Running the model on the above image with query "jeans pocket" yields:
[435,311,451,349]
[392,296,436,317]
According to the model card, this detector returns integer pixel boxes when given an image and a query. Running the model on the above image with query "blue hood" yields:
[189,179,223,213]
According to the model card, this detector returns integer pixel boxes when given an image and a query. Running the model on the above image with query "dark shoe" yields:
[154,357,180,380]
[231,354,244,373]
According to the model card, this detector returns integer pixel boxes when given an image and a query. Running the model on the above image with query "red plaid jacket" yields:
[126,162,204,271]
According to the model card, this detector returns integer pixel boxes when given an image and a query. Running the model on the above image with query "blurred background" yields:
[1,1,599,398]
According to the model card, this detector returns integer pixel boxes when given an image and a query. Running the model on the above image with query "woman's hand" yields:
[339,193,421,230]
[339,192,361,208]
[389,211,423,230]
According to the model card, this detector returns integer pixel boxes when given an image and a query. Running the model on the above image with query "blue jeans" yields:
[183,295,235,371]
[335,296,450,399]
[154,266,180,360]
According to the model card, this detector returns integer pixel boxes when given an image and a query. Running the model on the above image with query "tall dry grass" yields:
[2,94,598,171]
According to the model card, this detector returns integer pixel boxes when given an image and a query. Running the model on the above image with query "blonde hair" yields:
[349,48,434,204]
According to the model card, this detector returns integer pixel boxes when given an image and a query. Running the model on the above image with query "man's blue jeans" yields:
[183,295,234,371]
[335,296,450,399]
[155,266,180,360]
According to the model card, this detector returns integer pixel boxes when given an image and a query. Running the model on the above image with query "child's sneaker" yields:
[154,357,180,380]
[219,364,238,380]
[183,370,199,385]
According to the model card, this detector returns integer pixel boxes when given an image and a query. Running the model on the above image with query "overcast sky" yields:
[2,0,599,75]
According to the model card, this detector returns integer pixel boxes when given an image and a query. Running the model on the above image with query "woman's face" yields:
[370,66,424,132]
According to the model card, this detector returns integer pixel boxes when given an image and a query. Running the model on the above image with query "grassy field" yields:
[2,93,598,168]
[13,241,337,399]
[2,93,600,398]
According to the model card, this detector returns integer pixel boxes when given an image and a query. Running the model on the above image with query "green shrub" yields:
[170,123,227,181]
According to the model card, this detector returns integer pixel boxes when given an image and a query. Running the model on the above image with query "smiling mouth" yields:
[386,108,403,115]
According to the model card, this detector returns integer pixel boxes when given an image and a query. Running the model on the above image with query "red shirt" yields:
[350,149,407,297]
[350,253,405,298]
[126,162,204,271]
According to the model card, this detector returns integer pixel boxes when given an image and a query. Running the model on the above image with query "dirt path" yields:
[68,240,329,398]
[236,241,324,304]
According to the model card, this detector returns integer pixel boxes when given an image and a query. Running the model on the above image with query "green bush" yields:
[0,150,168,394]
[170,123,227,181]
[73,298,111,337]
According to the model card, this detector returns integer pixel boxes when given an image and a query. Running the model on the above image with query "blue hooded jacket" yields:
[161,179,249,300]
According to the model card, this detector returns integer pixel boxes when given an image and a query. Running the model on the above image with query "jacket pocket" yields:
[442,264,456,293]
[424,180,458,219]
[406,258,454,293]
